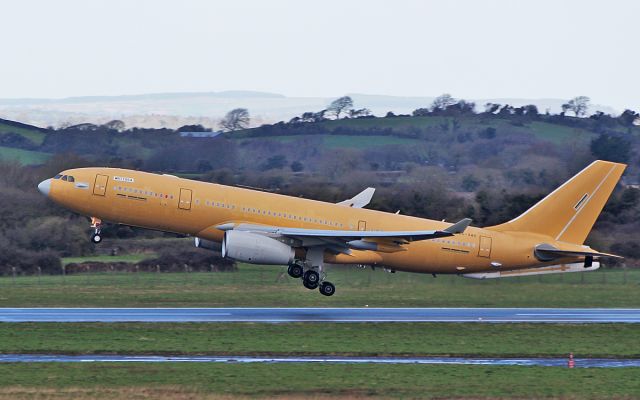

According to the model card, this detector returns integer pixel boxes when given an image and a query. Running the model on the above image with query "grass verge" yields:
[0,363,639,399]
[0,266,639,307]
[0,323,638,358]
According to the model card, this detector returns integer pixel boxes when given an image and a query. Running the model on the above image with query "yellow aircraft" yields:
[38,160,625,296]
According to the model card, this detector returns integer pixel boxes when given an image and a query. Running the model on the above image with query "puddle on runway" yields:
[1,354,639,368]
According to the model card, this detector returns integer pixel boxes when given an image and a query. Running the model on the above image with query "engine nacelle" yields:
[222,231,294,265]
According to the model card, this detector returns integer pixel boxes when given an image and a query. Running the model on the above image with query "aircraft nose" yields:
[37,179,51,197]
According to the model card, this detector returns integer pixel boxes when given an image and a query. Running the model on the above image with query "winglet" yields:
[337,187,375,208]
[444,218,472,234]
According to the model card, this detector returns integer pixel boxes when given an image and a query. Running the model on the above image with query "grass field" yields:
[235,115,606,147]
[0,265,638,307]
[0,146,50,165]
[528,121,596,144]
[1,363,639,399]
[0,122,46,145]
[0,322,638,358]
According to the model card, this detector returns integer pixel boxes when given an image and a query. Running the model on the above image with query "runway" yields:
[0,308,639,323]
[0,354,638,367]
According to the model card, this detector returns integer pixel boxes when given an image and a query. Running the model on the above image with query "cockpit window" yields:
[61,175,68,181]
[54,174,62,179]
[67,176,75,182]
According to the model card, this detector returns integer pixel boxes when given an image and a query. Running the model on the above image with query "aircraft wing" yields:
[216,218,472,251]
[336,187,375,208]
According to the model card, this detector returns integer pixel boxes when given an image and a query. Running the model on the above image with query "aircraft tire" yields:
[303,270,319,284]
[287,263,304,278]
[303,279,318,290]
[319,281,335,297]
[91,233,102,244]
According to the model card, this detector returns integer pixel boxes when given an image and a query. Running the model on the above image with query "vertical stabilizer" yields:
[488,160,626,244]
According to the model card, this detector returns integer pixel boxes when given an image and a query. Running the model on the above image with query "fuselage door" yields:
[179,188,192,210]
[93,174,108,196]
[358,220,367,231]
[478,236,492,258]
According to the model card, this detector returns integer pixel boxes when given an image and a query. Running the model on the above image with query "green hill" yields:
[0,118,47,145]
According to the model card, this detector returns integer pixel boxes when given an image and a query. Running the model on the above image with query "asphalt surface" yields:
[0,354,638,367]
[0,308,639,323]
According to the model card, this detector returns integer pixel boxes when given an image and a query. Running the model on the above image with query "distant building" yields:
[179,131,222,138]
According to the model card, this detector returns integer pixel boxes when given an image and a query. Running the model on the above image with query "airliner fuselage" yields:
[38,161,624,295]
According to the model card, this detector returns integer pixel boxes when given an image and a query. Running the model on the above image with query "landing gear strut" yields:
[90,217,102,244]
[289,248,337,296]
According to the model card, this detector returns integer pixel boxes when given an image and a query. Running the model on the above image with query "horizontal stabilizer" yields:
[534,243,623,261]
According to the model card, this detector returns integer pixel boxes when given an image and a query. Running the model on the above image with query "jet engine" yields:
[221,230,294,265]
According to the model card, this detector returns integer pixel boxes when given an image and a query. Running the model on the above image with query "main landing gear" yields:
[287,258,336,297]
[90,217,102,244]
[287,261,336,296]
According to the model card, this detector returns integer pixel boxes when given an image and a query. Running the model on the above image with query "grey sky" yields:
[2,0,638,110]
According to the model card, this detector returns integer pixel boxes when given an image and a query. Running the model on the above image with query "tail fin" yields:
[488,160,626,244]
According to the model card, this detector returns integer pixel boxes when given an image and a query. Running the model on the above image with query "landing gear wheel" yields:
[91,232,102,244]
[302,270,320,290]
[303,270,319,284]
[89,217,103,245]
[319,281,335,297]
[303,279,319,290]
[287,263,304,279]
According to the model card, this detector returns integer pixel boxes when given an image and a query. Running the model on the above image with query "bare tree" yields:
[327,96,353,119]
[219,108,250,131]
[431,94,457,111]
[484,103,501,114]
[348,108,372,118]
[562,96,590,117]
[103,120,125,131]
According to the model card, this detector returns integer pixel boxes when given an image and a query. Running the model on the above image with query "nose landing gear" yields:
[90,217,102,244]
